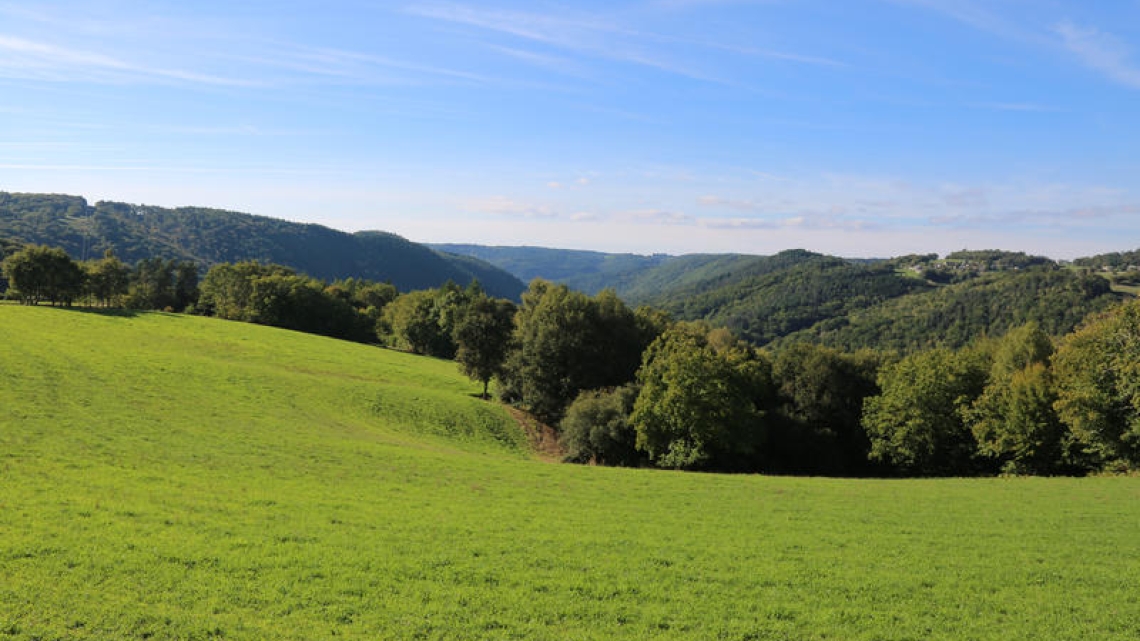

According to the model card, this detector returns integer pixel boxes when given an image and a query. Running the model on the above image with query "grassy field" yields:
[2,306,1139,640]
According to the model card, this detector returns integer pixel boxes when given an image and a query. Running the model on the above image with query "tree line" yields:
[2,245,198,310]
[5,243,1139,476]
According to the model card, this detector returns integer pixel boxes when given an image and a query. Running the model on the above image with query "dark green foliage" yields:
[943,249,1054,270]
[198,261,374,341]
[559,385,642,466]
[249,274,361,338]
[644,252,930,346]
[199,261,293,320]
[83,250,130,307]
[430,244,671,293]
[0,237,22,294]
[500,280,647,424]
[863,346,992,475]
[441,244,1125,359]
[325,277,397,335]
[768,344,882,475]
[126,257,198,311]
[1071,248,1140,270]
[0,191,524,299]
[2,244,85,306]
[966,324,1069,474]
[777,268,1118,352]
[453,294,517,398]
[1052,301,1140,470]
[433,247,586,298]
[631,323,774,470]
[382,288,461,357]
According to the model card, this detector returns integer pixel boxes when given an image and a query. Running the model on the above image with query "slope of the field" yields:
[3,306,1140,640]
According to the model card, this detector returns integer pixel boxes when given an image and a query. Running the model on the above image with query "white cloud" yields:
[466,195,557,218]
[1055,21,1140,89]
[698,195,765,212]
[616,209,695,225]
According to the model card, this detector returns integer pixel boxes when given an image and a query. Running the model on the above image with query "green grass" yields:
[3,306,1139,640]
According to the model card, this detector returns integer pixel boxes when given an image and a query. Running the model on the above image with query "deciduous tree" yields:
[631,322,773,470]
[453,294,516,398]
[560,385,641,466]
[1053,301,1140,470]
[967,324,1067,474]
[863,346,990,475]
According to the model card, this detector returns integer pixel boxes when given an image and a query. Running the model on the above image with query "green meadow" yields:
[2,306,1139,640]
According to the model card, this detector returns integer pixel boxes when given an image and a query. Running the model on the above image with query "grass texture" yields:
[2,305,1139,640]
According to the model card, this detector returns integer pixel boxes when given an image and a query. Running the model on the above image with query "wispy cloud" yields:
[700,214,877,232]
[480,42,591,77]
[931,203,1140,228]
[698,195,766,212]
[466,196,557,218]
[0,34,256,86]
[884,0,1038,44]
[405,2,823,87]
[247,43,493,86]
[967,101,1064,113]
[1055,22,1140,89]
[407,3,621,49]
[616,209,695,225]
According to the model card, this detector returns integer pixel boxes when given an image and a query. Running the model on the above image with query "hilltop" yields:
[0,192,524,300]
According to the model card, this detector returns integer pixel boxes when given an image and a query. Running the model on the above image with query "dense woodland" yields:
[0,192,523,299]
[5,237,1140,478]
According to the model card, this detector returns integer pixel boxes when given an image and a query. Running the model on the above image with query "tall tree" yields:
[2,244,85,306]
[769,343,882,475]
[453,294,516,398]
[1053,301,1140,470]
[863,346,991,475]
[500,280,646,424]
[631,322,773,470]
[199,261,293,320]
[127,257,175,310]
[967,324,1068,474]
[84,249,130,307]
[381,289,458,357]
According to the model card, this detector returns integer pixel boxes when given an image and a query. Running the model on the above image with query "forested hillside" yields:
[773,268,1119,352]
[444,243,1127,351]
[0,192,523,299]
[634,251,928,345]
[430,244,670,292]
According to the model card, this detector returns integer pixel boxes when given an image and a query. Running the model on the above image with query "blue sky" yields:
[2,0,1139,257]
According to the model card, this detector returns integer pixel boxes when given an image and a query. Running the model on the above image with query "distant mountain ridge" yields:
[0,192,524,299]
[437,244,1125,351]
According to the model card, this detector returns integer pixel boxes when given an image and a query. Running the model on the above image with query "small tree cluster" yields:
[2,245,86,306]
[498,280,659,424]
[199,261,386,342]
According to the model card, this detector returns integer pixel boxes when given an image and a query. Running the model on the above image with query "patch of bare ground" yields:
[505,406,564,462]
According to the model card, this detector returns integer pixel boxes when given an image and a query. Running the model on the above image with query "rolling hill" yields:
[441,244,1124,350]
[0,192,524,299]
[2,305,1140,639]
